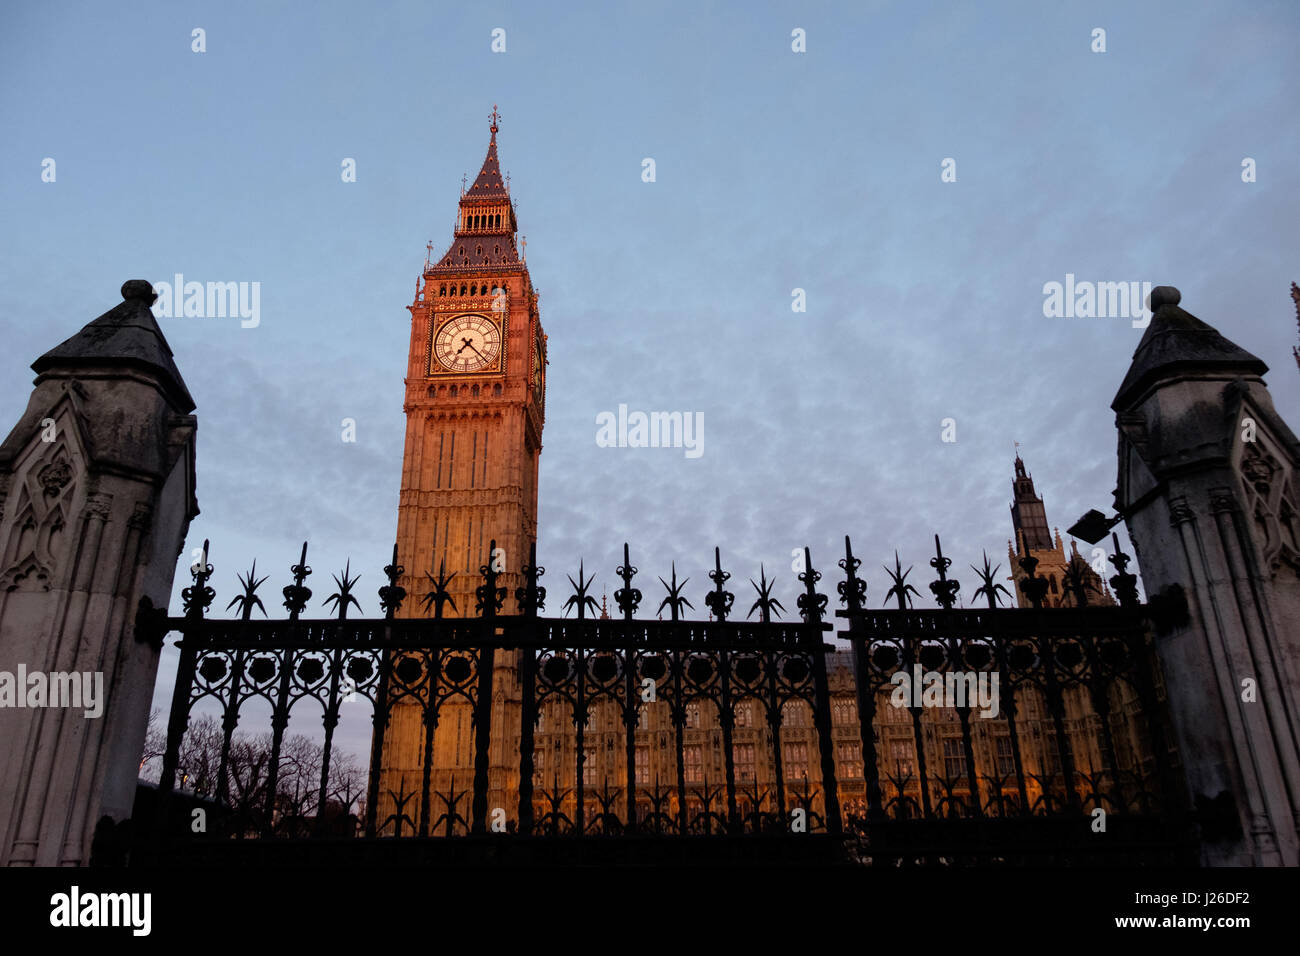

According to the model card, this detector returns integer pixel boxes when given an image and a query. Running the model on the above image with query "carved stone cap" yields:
[1112,285,1268,412]
[32,279,194,413]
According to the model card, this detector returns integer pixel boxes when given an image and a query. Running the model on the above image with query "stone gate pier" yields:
[0,280,197,865]
[1113,285,1300,865]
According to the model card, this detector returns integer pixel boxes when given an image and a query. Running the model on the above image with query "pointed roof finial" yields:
[1291,281,1299,371]
[465,110,509,199]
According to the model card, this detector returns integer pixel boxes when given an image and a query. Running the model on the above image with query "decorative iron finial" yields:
[476,538,506,617]
[1061,549,1097,608]
[795,547,827,623]
[490,103,500,133]
[748,564,784,623]
[515,542,546,616]
[1017,553,1050,609]
[282,541,313,619]
[182,538,215,619]
[422,558,458,619]
[324,560,362,620]
[1107,532,1140,607]
[837,535,866,613]
[378,543,406,618]
[226,560,267,621]
[614,542,641,620]
[971,551,1011,609]
[657,562,692,622]
[928,534,960,610]
[461,173,467,197]
[884,552,919,610]
[563,559,599,619]
[705,548,734,623]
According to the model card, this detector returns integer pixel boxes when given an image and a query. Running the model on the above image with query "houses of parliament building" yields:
[375,117,1157,830]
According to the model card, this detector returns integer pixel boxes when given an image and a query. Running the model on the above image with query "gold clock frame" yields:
[426,311,508,377]
[531,331,545,409]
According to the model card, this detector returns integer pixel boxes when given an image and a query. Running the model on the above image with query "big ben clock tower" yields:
[379,109,546,820]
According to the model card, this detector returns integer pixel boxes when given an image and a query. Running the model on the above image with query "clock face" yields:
[532,338,544,396]
[433,314,501,373]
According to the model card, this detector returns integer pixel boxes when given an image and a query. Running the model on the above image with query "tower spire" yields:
[1010,453,1052,553]
[464,106,508,199]
[428,112,521,269]
[1291,281,1299,372]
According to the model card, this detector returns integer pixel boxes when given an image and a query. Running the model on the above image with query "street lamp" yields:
[1066,509,1124,545]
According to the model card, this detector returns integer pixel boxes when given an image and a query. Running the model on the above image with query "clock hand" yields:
[457,337,475,355]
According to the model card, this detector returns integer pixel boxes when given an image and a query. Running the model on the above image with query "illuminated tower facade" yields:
[379,110,547,820]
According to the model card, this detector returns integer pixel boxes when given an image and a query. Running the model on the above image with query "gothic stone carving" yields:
[1239,444,1300,577]
[37,460,73,498]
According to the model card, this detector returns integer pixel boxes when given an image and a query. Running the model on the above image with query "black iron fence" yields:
[130,534,1196,865]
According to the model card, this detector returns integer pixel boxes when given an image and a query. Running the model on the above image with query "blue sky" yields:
[3,0,1298,756]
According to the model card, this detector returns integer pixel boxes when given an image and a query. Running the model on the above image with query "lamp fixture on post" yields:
[1067,508,1124,545]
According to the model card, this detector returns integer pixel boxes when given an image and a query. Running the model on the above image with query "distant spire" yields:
[1291,281,1299,372]
[1010,454,1052,552]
